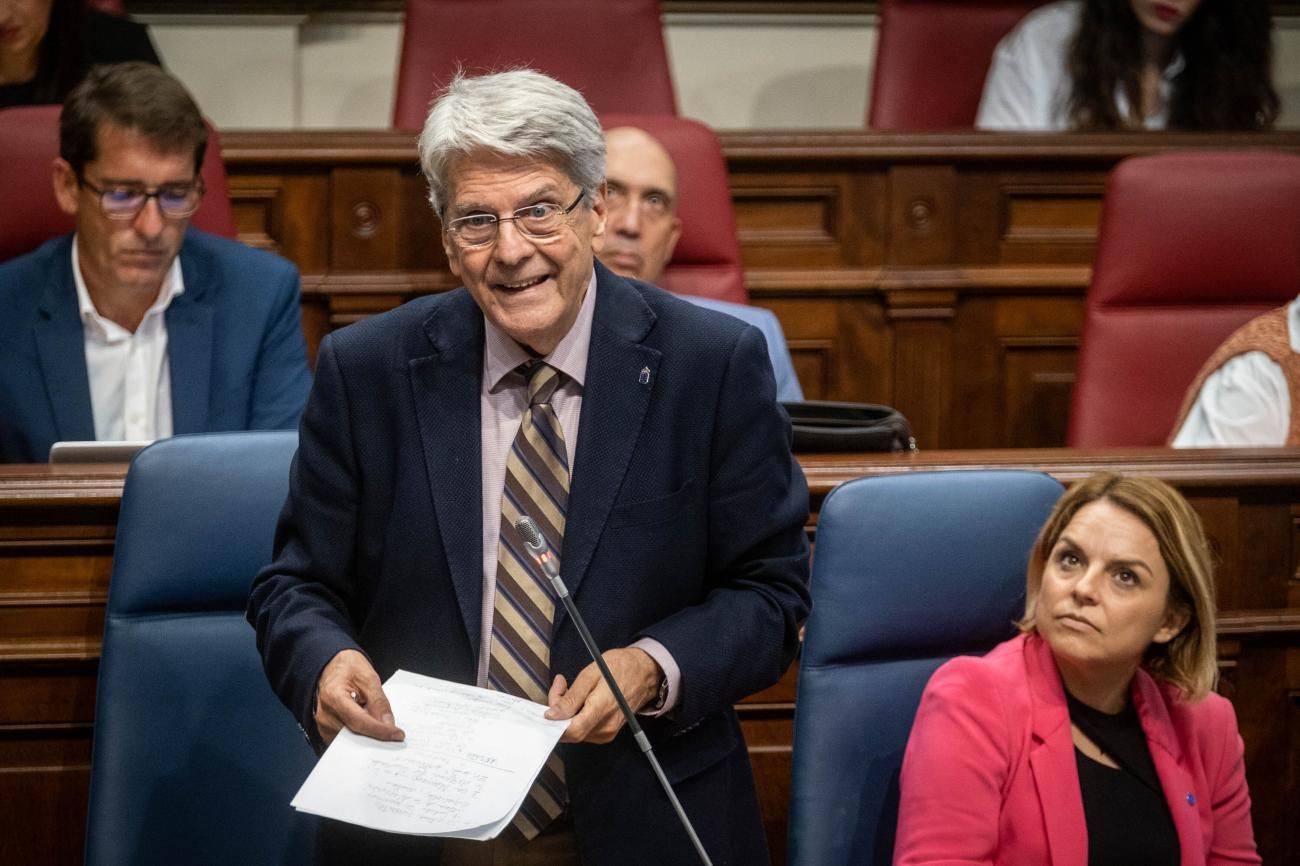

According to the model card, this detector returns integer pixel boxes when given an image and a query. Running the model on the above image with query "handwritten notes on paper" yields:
[291,670,569,839]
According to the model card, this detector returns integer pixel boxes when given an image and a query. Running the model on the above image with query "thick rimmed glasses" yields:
[444,192,585,248]
[78,176,205,220]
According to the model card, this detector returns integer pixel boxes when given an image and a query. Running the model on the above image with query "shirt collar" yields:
[71,234,185,330]
[484,269,597,392]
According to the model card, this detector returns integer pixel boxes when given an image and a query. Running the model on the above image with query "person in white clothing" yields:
[1171,297,1300,447]
[977,0,1277,131]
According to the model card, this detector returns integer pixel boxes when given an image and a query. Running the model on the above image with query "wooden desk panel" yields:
[2,450,1297,864]
[0,466,121,866]
[220,130,1300,449]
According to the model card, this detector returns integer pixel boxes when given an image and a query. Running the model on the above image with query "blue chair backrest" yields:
[788,469,1064,866]
[85,432,318,866]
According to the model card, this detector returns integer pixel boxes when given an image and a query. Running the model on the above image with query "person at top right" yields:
[976,0,1279,131]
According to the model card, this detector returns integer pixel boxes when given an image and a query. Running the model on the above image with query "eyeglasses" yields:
[444,193,586,248]
[78,176,205,220]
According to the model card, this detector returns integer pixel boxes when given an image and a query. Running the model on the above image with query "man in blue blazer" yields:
[0,63,310,463]
[248,70,810,865]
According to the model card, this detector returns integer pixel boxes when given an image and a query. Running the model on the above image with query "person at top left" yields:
[0,0,161,109]
[0,62,312,462]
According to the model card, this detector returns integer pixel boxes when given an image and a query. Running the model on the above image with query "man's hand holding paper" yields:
[293,671,570,839]
[544,647,663,744]
[316,649,404,745]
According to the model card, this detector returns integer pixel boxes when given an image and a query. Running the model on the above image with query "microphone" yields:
[514,516,714,866]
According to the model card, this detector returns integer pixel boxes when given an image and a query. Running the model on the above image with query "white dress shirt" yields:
[976,0,1183,131]
[1172,298,1300,447]
[72,238,183,442]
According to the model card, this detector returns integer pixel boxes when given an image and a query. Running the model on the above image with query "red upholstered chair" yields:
[0,105,237,263]
[1068,152,1300,447]
[869,0,1041,129]
[601,114,747,305]
[87,0,126,12]
[393,0,676,129]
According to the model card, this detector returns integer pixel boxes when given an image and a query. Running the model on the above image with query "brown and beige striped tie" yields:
[490,361,569,839]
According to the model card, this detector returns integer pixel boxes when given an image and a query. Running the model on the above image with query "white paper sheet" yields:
[291,670,570,839]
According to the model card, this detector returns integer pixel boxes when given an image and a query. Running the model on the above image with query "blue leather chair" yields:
[788,469,1064,866]
[85,431,318,866]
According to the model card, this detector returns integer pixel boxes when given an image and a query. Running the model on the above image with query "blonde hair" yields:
[1018,473,1218,700]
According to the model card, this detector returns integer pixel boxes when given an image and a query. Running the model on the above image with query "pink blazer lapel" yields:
[1132,673,1206,866]
[1025,636,1089,866]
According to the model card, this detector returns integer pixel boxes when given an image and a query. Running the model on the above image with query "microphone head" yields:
[514,516,547,555]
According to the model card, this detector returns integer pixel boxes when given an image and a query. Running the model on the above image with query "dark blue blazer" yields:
[0,230,312,462]
[248,262,811,865]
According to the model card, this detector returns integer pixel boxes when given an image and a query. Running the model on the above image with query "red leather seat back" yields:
[394,0,676,130]
[869,0,1041,130]
[87,0,125,12]
[0,105,236,263]
[600,114,747,304]
[1069,152,1300,447]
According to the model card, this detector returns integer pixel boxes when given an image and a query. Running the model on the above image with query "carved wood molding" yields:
[0,468,126,506]
[1217,610,1300,636]
[125,1,1300,16]
[125,2,880,15]
[290,264,1093,303]
[220,130,1300,164]
[290,264,1093,302]
[719,130,1300,162]
[0,638,104,664]
[798,448,1300,499]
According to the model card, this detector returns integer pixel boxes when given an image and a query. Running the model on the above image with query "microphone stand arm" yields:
[547,571,714,866]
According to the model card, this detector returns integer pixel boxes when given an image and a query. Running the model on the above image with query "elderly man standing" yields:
[0,63,311,462]
[248,70,810,865]
[601,124,804,402]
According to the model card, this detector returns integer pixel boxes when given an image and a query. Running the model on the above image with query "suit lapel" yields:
[34,242,94,442]
[1133,674,1204,866]
[558,263,659,622]
[1026,636,1088,866]
[410,292,487,652]
[168,239,213,433]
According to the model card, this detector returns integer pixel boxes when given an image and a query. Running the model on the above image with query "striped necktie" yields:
[490,361,569,839]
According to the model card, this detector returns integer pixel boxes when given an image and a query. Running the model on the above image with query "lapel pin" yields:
[1186,793,1196,806]
[638,366,651,385]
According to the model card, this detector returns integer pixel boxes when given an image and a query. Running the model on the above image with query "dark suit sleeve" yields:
[638,324,810,727]
[247,334,365,746]
[247,264,312,430]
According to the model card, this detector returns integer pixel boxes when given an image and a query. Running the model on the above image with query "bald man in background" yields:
[601,126,803,401]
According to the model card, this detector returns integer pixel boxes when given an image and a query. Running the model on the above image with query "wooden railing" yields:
[219,129,1300,449]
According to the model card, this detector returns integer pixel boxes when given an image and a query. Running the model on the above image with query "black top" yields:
[0,10,161,109]
[1067,691,1180,866]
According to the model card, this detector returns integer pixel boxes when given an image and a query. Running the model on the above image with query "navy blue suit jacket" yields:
[248,262,811,865]
[0,230,312,462]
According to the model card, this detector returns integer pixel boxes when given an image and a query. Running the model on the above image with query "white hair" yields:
[417,69,606,217]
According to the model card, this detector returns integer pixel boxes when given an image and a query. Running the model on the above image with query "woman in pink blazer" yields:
[894,473,1259,866]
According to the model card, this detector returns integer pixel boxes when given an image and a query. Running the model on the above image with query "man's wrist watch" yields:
[647,673,669,712]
